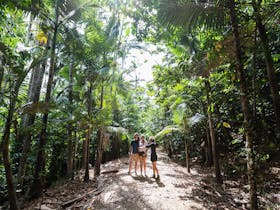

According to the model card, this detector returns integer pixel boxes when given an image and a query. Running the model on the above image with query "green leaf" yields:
[272,54,280,62]
[222,122,231,128]
[231,139,241,145]
[125,27,131,37]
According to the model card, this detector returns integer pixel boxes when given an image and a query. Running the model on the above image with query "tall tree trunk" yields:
[0,66,4,101]
[205,79,222,185]
[94,129,102,177]
[13,119,20,146]
[17,62,46,189]
[2,100,19,210]
[73,130,78,172]
[184,137,190,173]
[2,77,25,210]
[30,3,59,198]
[67,58,74,178]
[252,0,280,133]
[252,28,257,118]
[202,102,213,166]
[67,125,74,179]
[84,127,90,182]
[205,127,213,166]
[82,136,87,169]
[229,1,258,209]
[25,14,33,45]
[94,81,104,177]
[84,76,93,182]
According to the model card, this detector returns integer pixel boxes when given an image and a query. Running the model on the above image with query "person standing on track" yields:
[138,135,148,176]
[128,133,140,175]
[146,136,159,179]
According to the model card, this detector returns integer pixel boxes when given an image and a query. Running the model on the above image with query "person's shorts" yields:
[151,154,157,162]
[138,151,146,157]
[130,153,139,162]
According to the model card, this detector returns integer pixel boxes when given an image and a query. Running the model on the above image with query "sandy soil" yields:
[21,149,280,210]
[91,150,246,210]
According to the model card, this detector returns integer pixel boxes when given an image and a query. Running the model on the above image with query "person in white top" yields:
[138,135,147,176]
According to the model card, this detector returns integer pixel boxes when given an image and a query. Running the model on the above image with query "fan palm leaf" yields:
[159,0,228,31]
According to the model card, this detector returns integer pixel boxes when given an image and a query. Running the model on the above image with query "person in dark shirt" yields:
[146,137,159,179]
[128,133,140,175]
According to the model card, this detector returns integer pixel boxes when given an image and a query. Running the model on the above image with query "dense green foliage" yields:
[0,0,280,209]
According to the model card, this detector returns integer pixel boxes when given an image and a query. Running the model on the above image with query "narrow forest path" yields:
[91,150,246,210]
[24,149,279,210]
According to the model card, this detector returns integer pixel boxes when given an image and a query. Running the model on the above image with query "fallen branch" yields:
[101,169,119,174]
[61,189,103,209]
[85,189,104,208]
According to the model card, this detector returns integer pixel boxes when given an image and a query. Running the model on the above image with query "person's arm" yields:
[145,142,153,148]
[129,141,133,155]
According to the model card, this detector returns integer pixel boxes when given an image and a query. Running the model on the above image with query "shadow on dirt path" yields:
[91,149,247,210]
[22,149,280,210]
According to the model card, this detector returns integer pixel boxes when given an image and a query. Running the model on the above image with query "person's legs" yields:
[134,154,138,175]
[154,161,159,178]
[143,156,147,175]
[152,162,156,178]
[139,156,143,176]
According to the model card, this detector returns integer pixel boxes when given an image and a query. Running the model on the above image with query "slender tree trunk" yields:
[25,14,33,45]
[67,58,74,178]
[84,76,93,182]
[0,65,4,103]
[252,28,257,117]
[184,138,190,173]
[202,102,213,166]
[252,0,280,133]
[30,3,59,198]
[205,79,222,185]
[229,1,258,209]
[94,81,104,177]
[2,78,25,210]
[82,136,87,169]
[73,130,78,172]
[94,129,102,177]
[67,126,74,178]
[84,127,90,182]
[205,127,213,166]
[13,120,19,145]
[92,131,96,166]
[2,100,19,210]
[17,62,46,188]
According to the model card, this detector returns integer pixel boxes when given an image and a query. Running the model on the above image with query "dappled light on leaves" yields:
[0,0,280,210]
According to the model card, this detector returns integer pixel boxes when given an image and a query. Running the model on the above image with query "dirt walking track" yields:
[24,149,279,210]
[91,150,248,210]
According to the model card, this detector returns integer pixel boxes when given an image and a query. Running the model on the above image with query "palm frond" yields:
[106,126,128,134]
[21,101,56,114]
[159,0,227,32]
[58,0,100,25]
[188,113,205,126]
[58,0,82,22]
[155,125,182,140]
